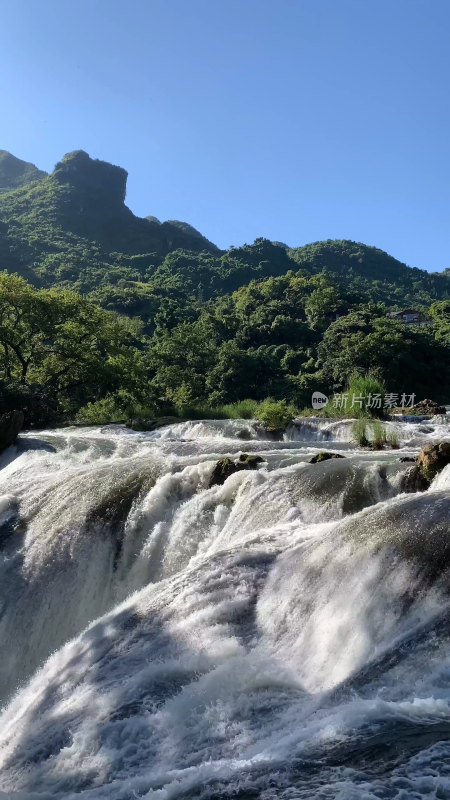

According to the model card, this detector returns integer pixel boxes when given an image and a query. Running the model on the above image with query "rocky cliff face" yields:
[52,150,128,208]
[46,150,218,254]
[0,149,218,271]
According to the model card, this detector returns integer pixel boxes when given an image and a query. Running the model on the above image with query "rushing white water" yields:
[0,416,450,798]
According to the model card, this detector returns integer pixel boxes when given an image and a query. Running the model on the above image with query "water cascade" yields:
[0,416,449,798]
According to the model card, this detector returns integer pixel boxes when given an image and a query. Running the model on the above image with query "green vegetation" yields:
[0,150,47,192]
[0,271,147,425]
[220,399,259,419]
[343,374,386,419]
[0,149,449,426]
[75,397,127,425]
[351,420,399,449]
[352,419,370,447]
[371,421,387,449]
[255,398,296,429]
[387,431,400,449]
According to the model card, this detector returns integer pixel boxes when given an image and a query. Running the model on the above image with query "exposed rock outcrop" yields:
[400,465,430,493]
[209,453,264,488]
[400,441,450,492]
[417,441,450,483]
[412,399,446,416]
[309,452,346,464]
[253,424,284,441]
[52,150,128,205]
[44,150,219,255]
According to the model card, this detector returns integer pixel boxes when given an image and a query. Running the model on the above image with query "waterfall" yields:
[0,419,450,799]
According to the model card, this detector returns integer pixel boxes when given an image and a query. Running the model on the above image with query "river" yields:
[0,416,449,799]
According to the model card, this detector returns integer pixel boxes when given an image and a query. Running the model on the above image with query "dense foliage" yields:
[0,149,449,424]
[0,151,47,192]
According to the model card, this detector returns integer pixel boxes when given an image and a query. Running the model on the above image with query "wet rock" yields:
[417,441,450,483]
[398,456,417,463]
[253,423,284,441]
[292,459,399,516]
[209,454,264,488]
[401,465,430,493]
[85,472,153,569]
[236,428,252,440]
[238,453,264,466]
[309,452,346,464]
[412,399,446,416]
[127,416,180,432]
[0,410,24,454]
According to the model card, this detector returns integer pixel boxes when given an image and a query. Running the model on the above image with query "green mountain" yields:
[288,239,450,306]
[0,150,219,288]
[0,149,448,308]
[0,150,47,192]
[0,148,449,424]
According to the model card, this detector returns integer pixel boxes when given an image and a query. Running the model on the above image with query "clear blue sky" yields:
[1,0,449,270]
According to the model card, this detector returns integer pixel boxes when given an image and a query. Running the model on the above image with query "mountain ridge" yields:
[0,149,219,281]
[0,150,47,192]
[0,149,448,310]
[0,149,449,425]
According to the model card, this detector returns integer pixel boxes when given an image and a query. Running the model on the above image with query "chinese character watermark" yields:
[312,391,415,411]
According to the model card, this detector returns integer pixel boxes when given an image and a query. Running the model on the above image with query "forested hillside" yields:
[0,151,47,192]
[0,149,449,425]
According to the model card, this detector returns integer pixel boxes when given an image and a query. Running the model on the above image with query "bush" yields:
[171,404,222,420]
[256,398,297,429]
[167,399,258,420]
[76,396,126,425]
[220,399,259,419]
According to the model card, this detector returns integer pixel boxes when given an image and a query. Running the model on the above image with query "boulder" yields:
[238,453,264,467]
[399,456,417,463]
[309,452,346,464]
[209,453,264,488]
[400,465,430,493]
[400,442,450,492]
[412,399,446,416]
[417,441,450,483]
[0,410,24,454]
[253,423,284,441]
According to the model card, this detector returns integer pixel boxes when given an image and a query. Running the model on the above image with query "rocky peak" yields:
[51,150,128,206]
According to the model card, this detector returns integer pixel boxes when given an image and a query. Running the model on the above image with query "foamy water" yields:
[0,416,449,798]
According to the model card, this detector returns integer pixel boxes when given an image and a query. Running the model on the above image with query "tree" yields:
[318,310,450,401]
[0,271,145,419]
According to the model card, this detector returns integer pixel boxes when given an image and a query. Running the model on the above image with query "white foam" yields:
[0,422,449,797]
